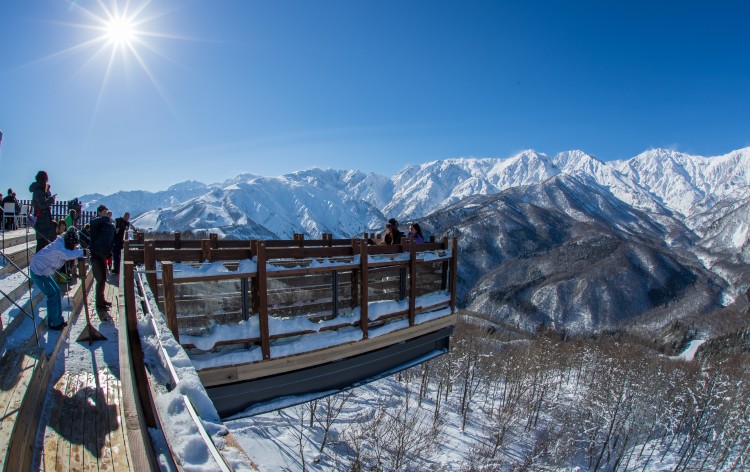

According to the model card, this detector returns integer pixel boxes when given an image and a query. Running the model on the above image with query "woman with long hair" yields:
[29,170,57,252]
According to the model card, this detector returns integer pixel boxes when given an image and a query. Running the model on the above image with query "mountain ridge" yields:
[82,146,750,335]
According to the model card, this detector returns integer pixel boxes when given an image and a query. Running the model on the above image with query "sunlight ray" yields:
[82,44,120,152]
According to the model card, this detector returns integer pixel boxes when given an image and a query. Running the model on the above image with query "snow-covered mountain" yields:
[418,174,724,334]
[84,147,748,242]
[134,170,387,239]
[613,147,750,217]
[83,146,750,334]
[82,180,215,218]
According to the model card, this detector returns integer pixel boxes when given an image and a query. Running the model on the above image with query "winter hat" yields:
[387,218,398,228]
[64,227,79,250]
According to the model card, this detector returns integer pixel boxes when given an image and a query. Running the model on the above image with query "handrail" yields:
[0,287,35,322]
[0,239,39,344]
[134,269,235,471]
[130,236,456,361]
[15,199,97,226]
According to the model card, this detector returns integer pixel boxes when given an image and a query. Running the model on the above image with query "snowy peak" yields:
[114,146,750,245]
[615,147,750,216]
[135,169,387,239]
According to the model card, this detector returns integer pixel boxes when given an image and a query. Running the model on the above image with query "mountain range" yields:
[82,147,750,340]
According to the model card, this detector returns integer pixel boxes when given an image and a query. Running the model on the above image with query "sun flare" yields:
[104,15,138,48]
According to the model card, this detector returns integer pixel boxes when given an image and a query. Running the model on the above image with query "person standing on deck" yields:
[29,228,87,330]
[112,212,130,275]
[29,171,57,251]
[383,218,404,245]
[89,204,115,315]
[408,223,425,243]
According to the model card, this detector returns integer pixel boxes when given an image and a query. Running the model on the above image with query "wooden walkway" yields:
[38,274,132,471]
[42,369,128,471]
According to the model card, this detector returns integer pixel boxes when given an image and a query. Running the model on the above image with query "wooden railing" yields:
[124,233,458,362]
[15,199,97,226]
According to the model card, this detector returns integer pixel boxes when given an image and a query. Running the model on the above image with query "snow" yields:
[731,223,748,248]
[132,268,453,469]
[670,339,706,361]
[184,291,451,367]
[135,280,256,471]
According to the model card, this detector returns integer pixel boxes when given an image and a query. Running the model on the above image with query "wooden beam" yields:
[256,242,271,360]
[450,237,458,313]
[162,262,179,343]
[409,240,417,326]
[120,261,160,467]
[359,239,369,339]
[144,240,158,301]
[201,239,212,262]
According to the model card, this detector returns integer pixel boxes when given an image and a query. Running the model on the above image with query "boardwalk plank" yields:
[108,371,130,471]
[97,369,114,471]
[82,372,99,471]
[42,372,69,471]
[0,352,37,470]
[56,371,78,472]
[0,350,26,469]
[68,373,86,472]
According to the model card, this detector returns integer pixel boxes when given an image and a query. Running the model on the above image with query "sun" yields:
[104,15,138,48]
[30,0,190,144]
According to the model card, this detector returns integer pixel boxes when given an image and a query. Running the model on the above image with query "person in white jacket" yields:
[29,227,88,330]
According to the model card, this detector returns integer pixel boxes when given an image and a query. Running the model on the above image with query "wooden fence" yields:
[123,233,458,362]
[14,199,97,227]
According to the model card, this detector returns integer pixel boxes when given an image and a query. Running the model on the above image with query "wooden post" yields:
[331,270,339,317]
[124,239,132,263]
[174,232,181,249]
[257,241,271,360]
[162,262,179,343]
[250,241,260,314]
[359,239,369,339]
[144,240,158,301]
[241,278,250,321]
[440,236,449,291]
[450,237,458,313]
[201,239,212,262]
[350,239,359,309]
[123,261,157,428]
[409,239,417,326]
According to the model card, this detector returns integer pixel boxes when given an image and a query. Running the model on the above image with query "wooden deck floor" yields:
[39,274,132,471]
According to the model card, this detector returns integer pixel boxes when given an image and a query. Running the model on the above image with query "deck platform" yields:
[37,274,133,471]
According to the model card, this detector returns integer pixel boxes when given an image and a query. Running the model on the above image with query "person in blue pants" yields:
[29,228,88,330]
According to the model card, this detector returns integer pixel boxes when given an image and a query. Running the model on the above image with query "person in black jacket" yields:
[89,204,115,314]
[29,171,57,251]
[2,188,20,230]
[384,218,404,245]
[112,212,131,275]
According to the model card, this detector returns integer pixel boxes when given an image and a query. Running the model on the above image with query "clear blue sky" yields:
[1,0,749,199]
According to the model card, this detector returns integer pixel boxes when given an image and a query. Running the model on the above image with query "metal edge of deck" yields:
[205,323,455,418]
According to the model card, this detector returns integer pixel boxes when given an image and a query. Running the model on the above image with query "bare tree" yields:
[315,390,354,453]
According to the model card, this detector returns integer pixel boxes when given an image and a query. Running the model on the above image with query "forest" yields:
[231,315,750,471]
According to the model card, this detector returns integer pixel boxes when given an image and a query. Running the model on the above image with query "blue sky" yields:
[1,0,749,199]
